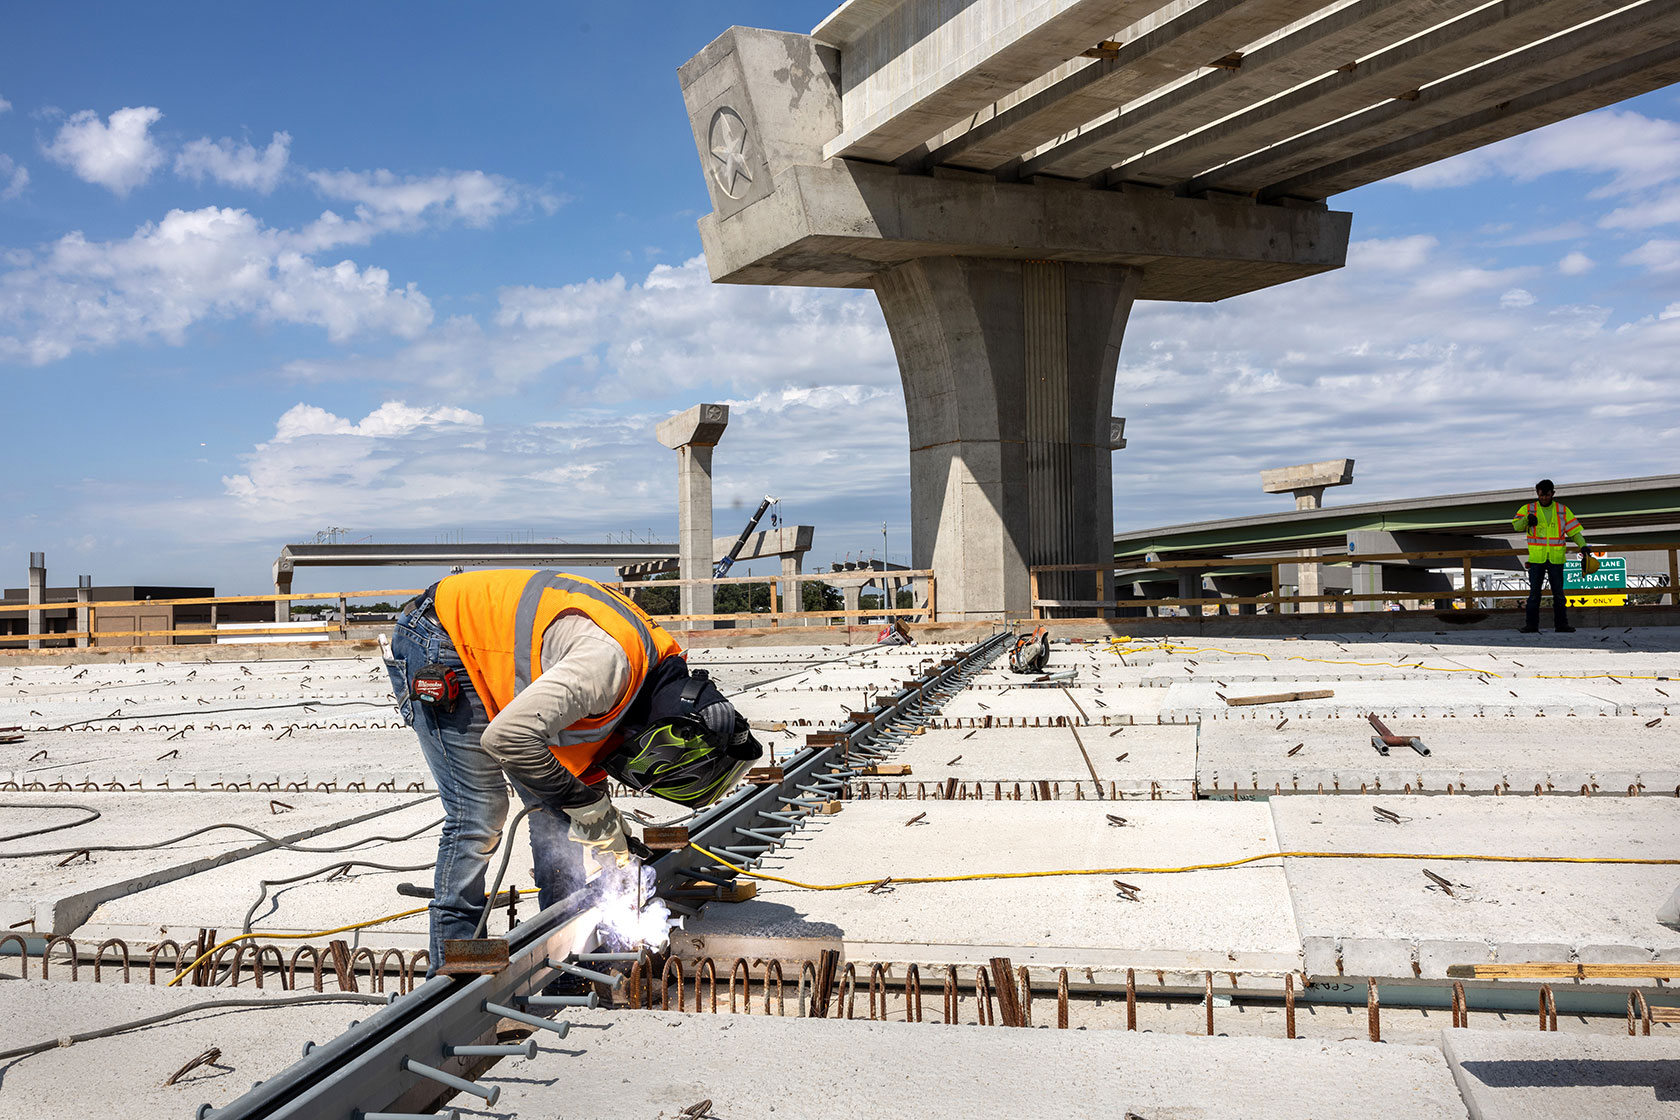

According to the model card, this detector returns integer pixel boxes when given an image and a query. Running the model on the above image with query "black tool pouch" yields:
[411,663,462,714]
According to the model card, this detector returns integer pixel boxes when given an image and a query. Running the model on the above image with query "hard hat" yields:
[600,715,762,808]
[1582,553,1600,575]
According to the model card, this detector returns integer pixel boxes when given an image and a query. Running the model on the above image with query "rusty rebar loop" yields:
[1451,981,1468,1028]
[696,958,719,1013]
[662,958,685,1012]
[210,944,245,987]
[1056,969,1070,1029]
[759,958,785,1016]
[148,939,183,985]
[905,963,923,1023]
[1538,984,1558,1032]
[1204,971,1215,1036]
[1628,990,1652,1036]
[42,936,78,981]
[349,947,380,991]
[377,948,405,994]
[289,945,324,993]
[1367,977,1381,1043]
[256,944,288,990]
[1285,973,1297,1039]
[869,963,888,1021]
[0,933,29,980]
[975,966,994,1027]
[840,962,857,1020]
[407,950,428,991]
[94,938,131,983]
[1125,968,1138,1031]
[944,965,959,1025]
[627,957,646,1010]
[1017,966,1033,1028]
[730,958,751,1014]
[799,960,817,1018]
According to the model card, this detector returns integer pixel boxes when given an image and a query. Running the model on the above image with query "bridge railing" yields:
[0,570,939,649]
[1030,544,1680,620]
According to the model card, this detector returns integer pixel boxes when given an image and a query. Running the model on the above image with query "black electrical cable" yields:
[0,803,101,844]
[0,993,386,1062]
[241,860,438,933]
[43,697,395,731]
[473,804,541,939]
[0,805,443,860]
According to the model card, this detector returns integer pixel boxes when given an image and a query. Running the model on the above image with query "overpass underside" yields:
[679,0,1680,619]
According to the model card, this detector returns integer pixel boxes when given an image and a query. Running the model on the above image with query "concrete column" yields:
[76,575,91,649]
[780,554,803,626]
[26,552,45,650]
[273,557,294,624]
[875,258,1140,620]
[1261,460,1354,614]
[657,404,730,629]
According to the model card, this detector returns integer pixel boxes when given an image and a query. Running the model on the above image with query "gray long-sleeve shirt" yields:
[477,610,632,812]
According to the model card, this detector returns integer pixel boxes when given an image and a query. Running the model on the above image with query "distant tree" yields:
[637,572,680,616]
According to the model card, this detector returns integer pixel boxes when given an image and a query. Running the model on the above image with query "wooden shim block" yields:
[1225,690,1335,707]
[1446,962,1680,980]
[819,800,844,815]
[640,826,691,851]
[806,732,846,748]
[745,766,785,785]
[864,764,912,776]
[748,720,787,732]
[1654,1007,1680,1023]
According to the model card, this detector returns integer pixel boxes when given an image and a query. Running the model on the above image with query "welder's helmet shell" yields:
[601,715,760,808]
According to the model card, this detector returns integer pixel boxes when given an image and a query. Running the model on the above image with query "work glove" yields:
[1526,514,1538,528]
[567,795,631,870]
[696,698,743,749]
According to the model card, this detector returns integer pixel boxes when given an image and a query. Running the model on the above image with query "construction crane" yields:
[714,495,778,578]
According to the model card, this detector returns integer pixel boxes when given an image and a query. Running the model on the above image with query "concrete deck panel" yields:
[938,686,1132,725]
[0,794,426,936]
[1268,796,1680,979]
[0,979,374,1120]
[880,725,1197,797]
[1197,717,1680,797]
[677,800,1302,979]
[1441,1028,1680,1120]
[74,800,446,951]
[478,1009,1470,1120]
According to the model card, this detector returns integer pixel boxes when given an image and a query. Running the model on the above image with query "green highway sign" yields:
[1563,556,1626,591]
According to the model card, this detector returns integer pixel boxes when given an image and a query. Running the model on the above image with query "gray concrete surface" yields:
[882,725,1197,798]
[1269,796,1680,979]
[469,1008,1470,1120]
[0,794,427,935]
[1441,1028,1680,1119]
[0,979,373,1119]
[677,800,1300,979]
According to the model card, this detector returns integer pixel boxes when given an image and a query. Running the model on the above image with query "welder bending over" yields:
[385,569,760,971]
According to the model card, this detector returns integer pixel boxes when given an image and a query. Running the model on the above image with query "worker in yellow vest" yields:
[383,570,760,971]
[1510,479,1588,633]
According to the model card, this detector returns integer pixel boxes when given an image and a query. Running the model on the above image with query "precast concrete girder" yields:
[876,257,1140,619]
[1056,0,1621,185]
[1190,0,1680,197]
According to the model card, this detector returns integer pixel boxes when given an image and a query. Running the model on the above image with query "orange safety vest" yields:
[1513,501,1582,564]
[431,570,684,777]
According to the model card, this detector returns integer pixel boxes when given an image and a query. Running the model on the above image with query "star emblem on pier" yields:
[709,108,753,199]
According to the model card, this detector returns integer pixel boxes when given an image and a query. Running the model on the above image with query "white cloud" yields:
[1396,109,1680,196]
[1621,238,1680,274]
[1600,186,1680,230]
[0,95,11,115]
[0,155,25,200]
[175,131,290,193]
[270,400,483,441]
[0,206,433,363]
[1346,234,1435,271]
[1499,288,1536,308]
[43,106,165,195]
[1557,251,1593,276]
[298,168,560,249]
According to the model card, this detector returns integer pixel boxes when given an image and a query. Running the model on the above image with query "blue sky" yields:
[3,3,1679,596]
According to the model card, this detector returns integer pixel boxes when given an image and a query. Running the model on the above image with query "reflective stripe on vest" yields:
[1525,502,1577,546]
[432,570,683,776]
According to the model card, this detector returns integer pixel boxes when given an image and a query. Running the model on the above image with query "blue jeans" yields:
[1525,561,1569,630]
[386,596,588,972]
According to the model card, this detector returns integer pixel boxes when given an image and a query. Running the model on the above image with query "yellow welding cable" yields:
[689,844,1680,893]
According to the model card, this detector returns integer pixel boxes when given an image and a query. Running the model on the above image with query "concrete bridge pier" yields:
[877,259,1139,621]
